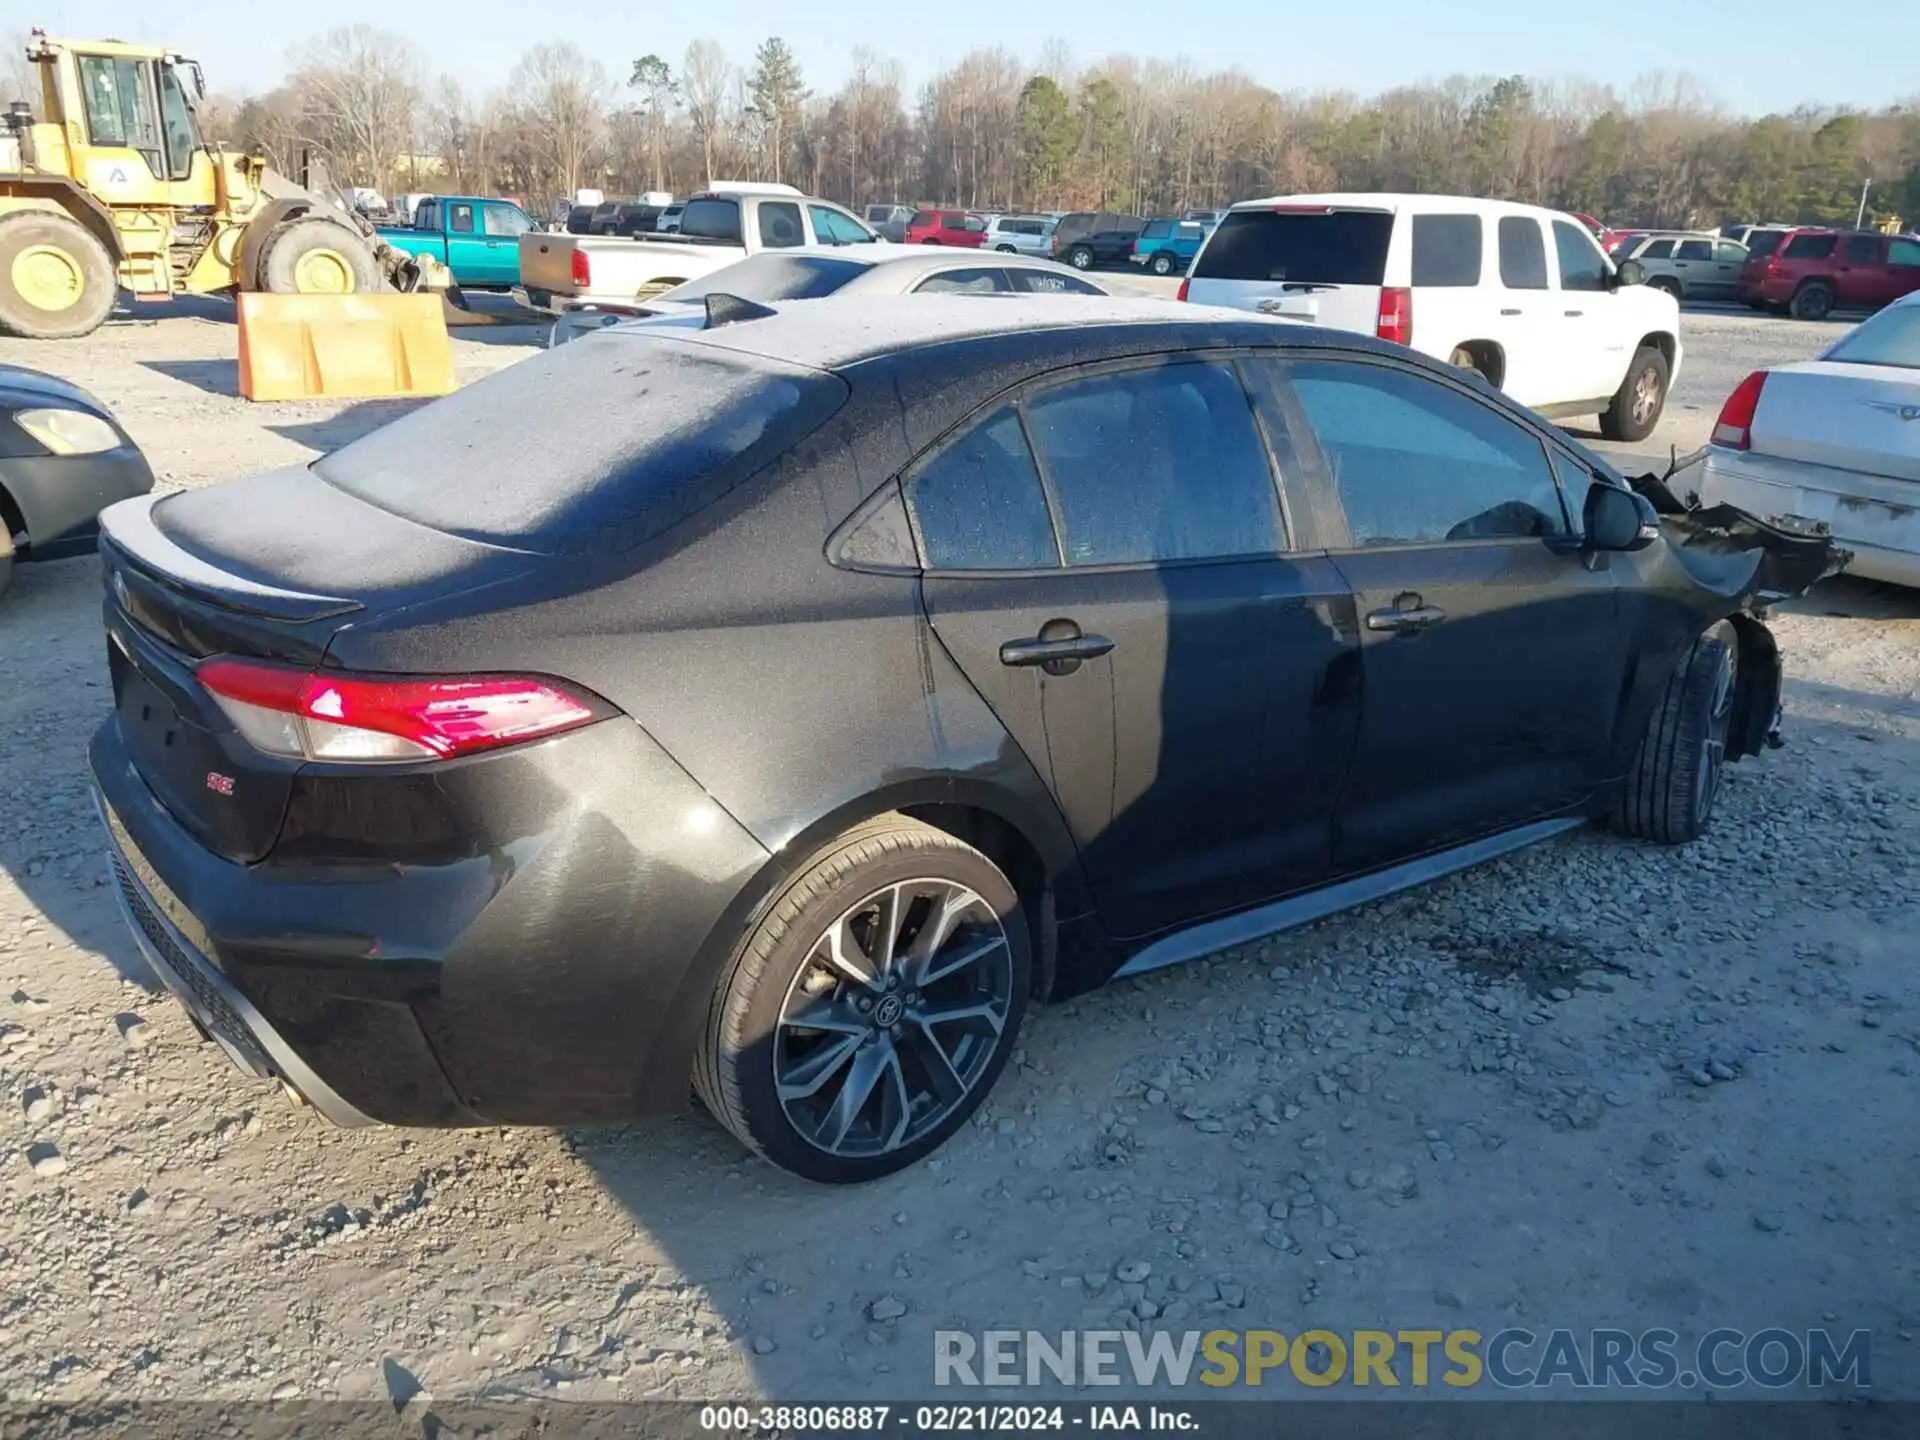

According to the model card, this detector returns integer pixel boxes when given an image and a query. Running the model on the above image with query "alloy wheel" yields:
[1694,640,1737,824]
[1631,364,1662,427]
[774,879,1013,1159]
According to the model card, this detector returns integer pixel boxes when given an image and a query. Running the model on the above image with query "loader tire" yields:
[258,219,381,296]
[0,212,117,340]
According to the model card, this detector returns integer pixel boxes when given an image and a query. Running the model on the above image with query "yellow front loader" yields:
[0,31,457,339]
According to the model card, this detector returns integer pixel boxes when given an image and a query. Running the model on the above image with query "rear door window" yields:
[1023,361,1283,564]
[1746,230,1786,257]
[907,408,1060,570]
[914,267,1010,293]
[1552,220,1609,292]
[1193,210,1393,284]
[1676,239,1712,260]
[1784,233,1837,260]
[1010,269,1103,294]
[1497,217,1549,289]
[1410,214,1482,287]
[757,202,804,248]
[1639,239,1675,259]
[1842,234,1881,264]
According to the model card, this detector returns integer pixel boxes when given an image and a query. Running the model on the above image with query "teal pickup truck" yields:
[375,196,541,289]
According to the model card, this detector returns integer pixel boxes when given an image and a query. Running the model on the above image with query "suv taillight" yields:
[1711,371,1768,450]
[1376,287,1413,346]
[570,248,592,287]
[198,658,603,764]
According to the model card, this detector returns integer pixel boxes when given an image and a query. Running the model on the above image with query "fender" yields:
[0,176,124,260]
[235,198,313,291]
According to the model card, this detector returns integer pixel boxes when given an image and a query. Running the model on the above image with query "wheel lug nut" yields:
[857,997,873,1012]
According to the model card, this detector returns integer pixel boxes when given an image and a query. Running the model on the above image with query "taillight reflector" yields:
[570,248,592,287]
[197,658,600,764]
[1176,277,1190,302]
[1376,286,1413,346]
[1711,370,1768,450]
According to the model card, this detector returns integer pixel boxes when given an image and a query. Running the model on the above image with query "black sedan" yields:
[1,364,154,602]
[86,296,1841,1182]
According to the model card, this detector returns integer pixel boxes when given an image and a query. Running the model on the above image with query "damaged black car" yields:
[85,295,1845,1182]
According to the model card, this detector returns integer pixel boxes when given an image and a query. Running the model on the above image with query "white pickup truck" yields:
[516,183,888,314]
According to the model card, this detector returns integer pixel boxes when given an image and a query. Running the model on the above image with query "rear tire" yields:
[258,218,381,295]
[1611,625,1738,844]
[0,211,117,340]
[1068,245,1094,270]
[695,815,1030,1183]
[0,522,14,606]
[1151,251,1174,275]
[1789,279,1834,321]
[1650,276,1683,301]
[1599,343,1668,442]
[995,244,1016,253]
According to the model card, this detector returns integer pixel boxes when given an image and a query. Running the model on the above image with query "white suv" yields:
[1183,193,1683,441]
[984,215,1056,257]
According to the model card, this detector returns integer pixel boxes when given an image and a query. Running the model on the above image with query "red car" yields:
[1572,212,1617,248]
[1741,227,1920,320]
[905,209,989,247]
[1606,229,1650,256]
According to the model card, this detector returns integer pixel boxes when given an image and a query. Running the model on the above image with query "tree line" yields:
[8,26,1918,228]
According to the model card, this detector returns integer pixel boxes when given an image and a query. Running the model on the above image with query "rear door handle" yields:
[1564,308,1584,317]
[1500,307,1521,316]
[1000,630,1115,674]
[1365,605,1446,634]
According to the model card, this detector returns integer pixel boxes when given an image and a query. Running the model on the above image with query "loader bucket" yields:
[237,293,456,402]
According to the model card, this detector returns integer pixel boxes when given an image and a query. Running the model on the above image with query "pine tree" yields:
[748,39,809,185]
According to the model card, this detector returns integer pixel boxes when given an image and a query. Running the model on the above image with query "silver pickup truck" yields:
[516,184,887,313]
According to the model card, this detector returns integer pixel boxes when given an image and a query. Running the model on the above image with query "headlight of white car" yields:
[15,407,123,456]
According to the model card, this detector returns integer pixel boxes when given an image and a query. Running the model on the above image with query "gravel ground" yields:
[2,290,1918,1407]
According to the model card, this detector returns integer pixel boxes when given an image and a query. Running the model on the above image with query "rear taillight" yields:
[570,248,592,287]
[1763,253,1782,275]
[197,658,601,764]
[1176,277,1190,301]
[1376,287,1413,346]
[1711,370,1768,450]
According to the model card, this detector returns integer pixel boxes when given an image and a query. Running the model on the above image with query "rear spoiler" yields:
[98,495,362,623]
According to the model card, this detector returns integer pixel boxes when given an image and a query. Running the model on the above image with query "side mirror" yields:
[1613,259,1646,288]
[1585,483,1660,552]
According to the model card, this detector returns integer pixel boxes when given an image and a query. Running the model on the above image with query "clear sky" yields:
[20,0,1917,115]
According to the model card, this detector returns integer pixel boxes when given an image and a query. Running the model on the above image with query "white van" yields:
[1183,193,1683,441]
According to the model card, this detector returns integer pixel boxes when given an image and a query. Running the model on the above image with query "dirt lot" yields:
[3,287,1918,1407]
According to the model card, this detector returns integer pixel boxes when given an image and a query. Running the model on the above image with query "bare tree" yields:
[3,30,40,111]
[509,42,611,200]
[628,55,678,193]
[286,25,425,193]
[682,40,734,186]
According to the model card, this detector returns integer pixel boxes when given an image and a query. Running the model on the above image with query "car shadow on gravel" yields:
[267,400,435,455]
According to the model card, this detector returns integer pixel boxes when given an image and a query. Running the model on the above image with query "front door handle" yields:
[1500,307,1521,316]
[1000,621,1114,675]
[1564,308,1584,317]
[1365,604,1446,634]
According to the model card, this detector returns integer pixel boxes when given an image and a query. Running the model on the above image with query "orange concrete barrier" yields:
[237,293,456,403]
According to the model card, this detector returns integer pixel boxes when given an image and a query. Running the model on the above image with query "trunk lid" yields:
[1184,205,1392,334]
[1749,361,1920,482]
[518,232,586,298]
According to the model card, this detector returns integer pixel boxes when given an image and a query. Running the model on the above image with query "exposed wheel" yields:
[258,218,381,295]
[921,238,942,245]
[1789,279,1834,321]
[994,244,1016,253]
[0,211,117,339]
[0,522,13,605]
[1650,276,1682,301]
[695,815,1030,1183]
[1151,251,1174,275]
[1067,245,1094,270]
[1599,343,1669,442]
[1612,624,1738,844]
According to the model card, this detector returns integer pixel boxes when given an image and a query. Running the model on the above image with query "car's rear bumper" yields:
[1696,447,1919,587]
[88,707,772,1128]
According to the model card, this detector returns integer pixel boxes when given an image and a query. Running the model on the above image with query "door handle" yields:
[1365,604,1446,634]
[1564,308,1584,317]
[1500,307,1522,316]
[1000,625,1114,675]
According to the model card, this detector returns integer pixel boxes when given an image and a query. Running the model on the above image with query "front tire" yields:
[258,218,381,295]
[1650,276,1682,301]
[695,815,1030,1183]
[1600,343,1669,442]
[1612,625,1738,844]
[0,211,117,339]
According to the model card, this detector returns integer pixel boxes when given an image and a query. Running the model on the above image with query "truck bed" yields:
[517,232,746,308]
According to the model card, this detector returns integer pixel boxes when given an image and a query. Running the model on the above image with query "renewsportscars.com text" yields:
[934,1327,1871,1390]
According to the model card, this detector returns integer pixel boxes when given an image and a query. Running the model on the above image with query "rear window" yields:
[1745,230,1786,258]
[1823,303,1920,369]
[1194,209,1393,285]
[314,340,849,555]
[1784,233,1836,260]
[678,198,743,242]
[658,254,873,304]
[1410,214,1482,287]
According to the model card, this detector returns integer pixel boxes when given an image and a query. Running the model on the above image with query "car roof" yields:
[602,293,1285,370]
[1229,192,1587,224]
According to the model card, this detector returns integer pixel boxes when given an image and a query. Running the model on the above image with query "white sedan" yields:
[1698,291,1920,587]
[547,247,1110,347]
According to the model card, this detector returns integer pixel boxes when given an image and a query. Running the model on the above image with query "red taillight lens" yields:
[570,248,592,287]
[1711,370,1768,450]
[197,659,601,764]
[1376,286,1413,346]
[1175,277,1190,302]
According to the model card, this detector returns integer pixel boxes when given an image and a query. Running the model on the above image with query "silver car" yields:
[1618,233,1749,303]
[547,246,1109,346]
[983,215,1057,257]
[1695,290,1920,586]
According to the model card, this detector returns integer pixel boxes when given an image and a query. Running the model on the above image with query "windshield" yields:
[1194,209,1394,284]
[657,254,876,304]
[1823,303,1920,370]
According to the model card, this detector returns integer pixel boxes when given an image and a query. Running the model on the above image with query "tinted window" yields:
[448,203,476,234]
[1889,239,1920,268]
[1194,210,1393,284]
[915,267,1009,294]
[315,341,848,555]
[1676,239,1712,260]
[908,407,1058,570]
[758,201,804,248]
[1497,217,1549,289]
[658,254,872,303]
[1010,269,1103,295]
[1842,234,1881,264]
[1784,233,1836,260]
[416,201,440,231]
[1287,361,1566,546]
[909,210,938,229]
[1411,214,1482,287]
[1143,220,1173,239]
[679,198,744,242]
[1746,230,1786,257]
[1639,239,1675,259]
[482,203,533,237]
[1024,362,1281,565]
[1824,302,1920,368]
[1553,220,1608,292]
